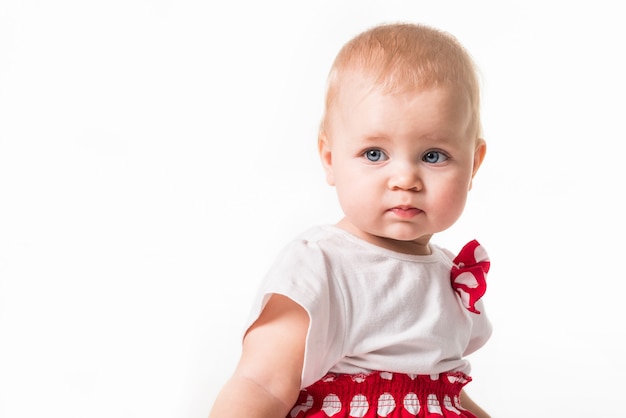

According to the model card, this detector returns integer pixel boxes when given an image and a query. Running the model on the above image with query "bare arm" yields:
[208,294,309,418]
[460,389,490,418]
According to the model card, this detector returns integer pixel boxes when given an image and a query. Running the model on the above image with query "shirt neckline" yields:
[320,224,444,263]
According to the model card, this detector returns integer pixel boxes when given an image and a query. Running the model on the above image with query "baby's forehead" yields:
[326,76,475,141]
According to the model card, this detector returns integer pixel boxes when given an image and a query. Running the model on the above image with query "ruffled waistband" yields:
[288,371,476,418]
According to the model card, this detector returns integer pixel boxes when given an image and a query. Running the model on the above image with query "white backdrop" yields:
[1,1,625,417]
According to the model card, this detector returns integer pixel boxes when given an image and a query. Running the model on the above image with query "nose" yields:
[388,162,423,191]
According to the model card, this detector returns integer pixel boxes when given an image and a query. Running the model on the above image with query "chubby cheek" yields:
[433,182,470,227]
[335,181,370,214]
[333,172,379,217]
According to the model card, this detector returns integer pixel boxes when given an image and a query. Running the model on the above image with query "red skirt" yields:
[288,371,476,418]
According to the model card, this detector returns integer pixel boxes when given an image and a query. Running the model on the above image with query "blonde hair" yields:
[321,23,482,140]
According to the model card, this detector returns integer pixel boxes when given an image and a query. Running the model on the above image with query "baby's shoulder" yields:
[282,225,350,256]
[431,243,456,263]
[267,225,339,271]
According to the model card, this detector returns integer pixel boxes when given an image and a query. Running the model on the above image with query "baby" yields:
[209,22,492,418]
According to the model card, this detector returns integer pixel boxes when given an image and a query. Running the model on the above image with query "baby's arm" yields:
[460,389,491,418]
[208,294,309,418]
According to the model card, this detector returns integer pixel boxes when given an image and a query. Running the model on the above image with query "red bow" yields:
[450,240,490,314]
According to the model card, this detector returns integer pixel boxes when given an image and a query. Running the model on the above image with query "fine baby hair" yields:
[321,23,482,142]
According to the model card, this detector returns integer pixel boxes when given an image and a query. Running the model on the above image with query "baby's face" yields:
[320,77,485,255]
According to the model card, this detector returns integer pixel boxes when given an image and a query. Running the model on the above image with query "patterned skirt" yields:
[288,371,477,418]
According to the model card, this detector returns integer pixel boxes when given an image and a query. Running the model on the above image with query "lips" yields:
[388,206,422,218]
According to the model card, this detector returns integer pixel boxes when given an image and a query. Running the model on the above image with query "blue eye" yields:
[423,151,448,164]
[364,149,387,162]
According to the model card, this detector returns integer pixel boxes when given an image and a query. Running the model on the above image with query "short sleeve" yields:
[464,299,493,357]
[244,238,346,388]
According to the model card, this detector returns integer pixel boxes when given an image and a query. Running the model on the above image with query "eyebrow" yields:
[358,134,392,143]
[359,133,457,146]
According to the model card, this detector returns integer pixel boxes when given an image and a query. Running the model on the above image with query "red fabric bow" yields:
[450,240,490,314]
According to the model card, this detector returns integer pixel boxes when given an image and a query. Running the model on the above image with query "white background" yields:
[1,1,625,417]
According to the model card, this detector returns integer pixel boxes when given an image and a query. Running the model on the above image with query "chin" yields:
[382,227,429,242]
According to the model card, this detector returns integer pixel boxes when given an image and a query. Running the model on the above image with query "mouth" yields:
[388,206,422,219]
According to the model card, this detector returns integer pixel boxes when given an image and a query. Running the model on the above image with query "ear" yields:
[469,139,487,190]
[318,132,335,186]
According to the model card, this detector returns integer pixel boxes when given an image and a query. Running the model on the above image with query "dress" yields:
[245,225,492,418]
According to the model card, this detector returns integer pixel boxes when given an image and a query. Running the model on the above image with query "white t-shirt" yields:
[246,225,492,389]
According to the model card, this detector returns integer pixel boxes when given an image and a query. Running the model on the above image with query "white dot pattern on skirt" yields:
[290,372,472,418]
[320,394,341,417]
[349,394,368,417]
[377,393,395,417]
[403,393,420,415]
[296,392,466,417]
